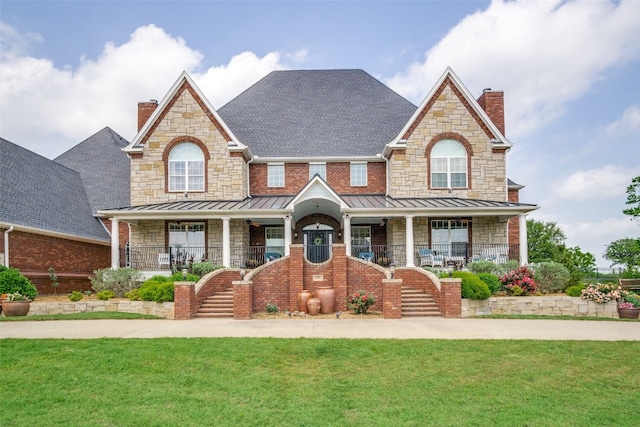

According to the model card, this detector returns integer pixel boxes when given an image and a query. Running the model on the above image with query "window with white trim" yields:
[350,162,367,186]
[430,139,467,188]
[268,164,285,187]
[309,163,326,181]
[169,222,206,261]
[168,143,204,191]
[265,227,285,255]
[351,226,371,250]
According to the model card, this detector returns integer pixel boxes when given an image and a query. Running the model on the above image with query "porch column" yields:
[405,215,415,267]
[284,215,292,256]
[222,217,230,268]
[110,218,119,269]
[343,214,351,256]
[519,214,529,265]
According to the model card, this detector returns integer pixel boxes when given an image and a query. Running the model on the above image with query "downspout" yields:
[246,156,254,199]
[4,225,14,267]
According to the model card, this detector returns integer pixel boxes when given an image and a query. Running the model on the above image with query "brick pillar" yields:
[137,101,158,131]
[332,244,348,311]
[289,245,304,311]
[382,278,402,319]
[440,278,462,318]
[233,280,253,320]
[174,281,196,320]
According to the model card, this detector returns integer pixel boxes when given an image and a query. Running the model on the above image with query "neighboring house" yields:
[97,67,538,318]
[0,128,130,293]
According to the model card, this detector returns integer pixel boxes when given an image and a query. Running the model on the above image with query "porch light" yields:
[447,261,454,278]
[240,268,246,280]
[181,267,188,281]
[315,205,320,229]
[390,266,395,279]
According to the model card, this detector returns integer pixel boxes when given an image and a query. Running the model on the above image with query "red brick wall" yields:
[233,282,253,320]
[251,257,292,312]
[194,270,238,308]
[174,282,196,320]
[346,258,385,312]
[250,161,386,195]
[477,91,505,136]
[382,279,402,319]
[439,278,462,318]
[2,230,110,294]
[507,188,521,248]
[138,101,158,131]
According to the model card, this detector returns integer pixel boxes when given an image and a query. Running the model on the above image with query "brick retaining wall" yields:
[463,296,620,318]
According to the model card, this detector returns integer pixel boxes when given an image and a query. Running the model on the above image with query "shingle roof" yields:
[0,137,110,241]
[55,127,130,213]
[218,69,417,158]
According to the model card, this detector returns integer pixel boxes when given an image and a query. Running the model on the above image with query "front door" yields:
[304,230,332,263]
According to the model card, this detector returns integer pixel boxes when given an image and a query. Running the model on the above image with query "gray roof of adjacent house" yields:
[0,137,110,241]
[218,69,417,158]
[55,127,130,213]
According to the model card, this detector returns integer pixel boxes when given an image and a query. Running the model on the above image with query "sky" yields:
[1,0,639,268]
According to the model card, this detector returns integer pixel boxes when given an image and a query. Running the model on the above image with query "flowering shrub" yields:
[618,302,637,309]
[580,283,624,303]
[347,290,376,314]
[499,267,538,295]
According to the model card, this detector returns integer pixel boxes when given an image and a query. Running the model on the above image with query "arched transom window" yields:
[430,139,467,188]
[168,142,204,191]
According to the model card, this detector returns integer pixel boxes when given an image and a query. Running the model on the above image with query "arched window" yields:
[168,142,204,191]
[430,139,467,188]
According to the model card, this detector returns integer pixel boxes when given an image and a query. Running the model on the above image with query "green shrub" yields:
[565,284,586,297]
[96,290,115,300]
[69,291,83,302]
[191,262,222,277]
[531,262,571,293]
[90,268,142,297]
[467,261,501,275]
[266,302,279,314]
[124,289,141,301]
[453,271,491,300]
[169,272,200,283]
[138,280,174,303]
[477,272,501,294]
[0,267,38,300]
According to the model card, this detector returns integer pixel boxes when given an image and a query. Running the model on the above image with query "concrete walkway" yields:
[1,317,638,340]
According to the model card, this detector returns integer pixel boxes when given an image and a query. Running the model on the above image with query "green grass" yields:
[0,312,161,321]
[1,339,638,426]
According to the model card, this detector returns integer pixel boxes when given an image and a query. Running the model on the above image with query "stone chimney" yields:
[137,100,158,131]
[477,90,505,136]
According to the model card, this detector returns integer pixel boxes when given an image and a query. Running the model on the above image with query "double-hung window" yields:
[350,162,367,186]
[430,139,467,188]
[168,143,204,191]
[268,163,285,187]
[309,163,326,181]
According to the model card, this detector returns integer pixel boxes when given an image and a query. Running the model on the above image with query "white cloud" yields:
[554,165,639,201]
[607,105,640,134]
[0,24,290,158]
[386,0,640,138]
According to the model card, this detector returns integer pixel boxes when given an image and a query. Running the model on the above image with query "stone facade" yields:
[463,296,620,318]
[28,299,174,319]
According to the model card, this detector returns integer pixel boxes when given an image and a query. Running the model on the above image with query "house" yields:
[98,67,538,319]
[0,128,130,293]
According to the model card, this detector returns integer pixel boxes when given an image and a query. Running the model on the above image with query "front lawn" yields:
[1,339,638,426]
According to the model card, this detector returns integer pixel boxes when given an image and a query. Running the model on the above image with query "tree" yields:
[603,238,640,271]
[527,219,566,262]
[623,176,640,222]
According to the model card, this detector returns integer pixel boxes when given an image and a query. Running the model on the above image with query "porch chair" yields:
[264,252,281,262]
[358,251,375,262]
[418,249,444,268]
[157,253,170,269]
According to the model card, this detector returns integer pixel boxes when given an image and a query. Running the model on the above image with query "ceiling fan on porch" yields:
[245,219,260,227]
[379,218,389,227]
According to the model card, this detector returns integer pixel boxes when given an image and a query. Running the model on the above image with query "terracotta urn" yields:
[2,300,30,317]
[297,290,313,313]
[316,286,335,314]
[306,298,321,316]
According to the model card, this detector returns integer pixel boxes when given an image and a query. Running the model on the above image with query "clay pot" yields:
[617,307,640,319]
[306,298,321,316]
[297,290,313,313]
[2,300,30,317]
[316,286,335,314]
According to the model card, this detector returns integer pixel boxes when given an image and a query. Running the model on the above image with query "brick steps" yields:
[195,289,233,318]
[401,286,441,317]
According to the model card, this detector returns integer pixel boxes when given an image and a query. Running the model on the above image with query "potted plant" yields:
[2,292,31,316]
[617,291,640,319]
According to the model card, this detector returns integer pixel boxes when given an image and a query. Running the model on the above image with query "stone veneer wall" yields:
[27,300,174,319]
[388,84,506,200]
[130,88,247,206]
[463,296,620,318]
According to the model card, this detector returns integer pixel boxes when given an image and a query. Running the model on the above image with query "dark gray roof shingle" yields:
[218,69,417,158]
[55,127,130,213]
[0,137,110,241]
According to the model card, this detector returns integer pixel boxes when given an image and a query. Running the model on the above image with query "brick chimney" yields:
[137,100,158,131]
[477,90,505,136]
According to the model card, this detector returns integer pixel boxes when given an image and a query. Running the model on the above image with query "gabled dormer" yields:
[385,67,511,201]
[125,72,251,206]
